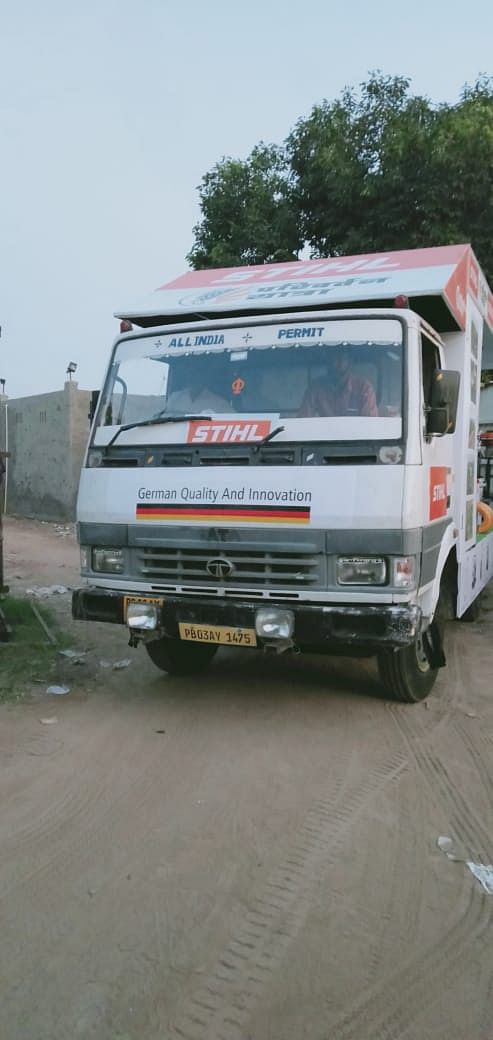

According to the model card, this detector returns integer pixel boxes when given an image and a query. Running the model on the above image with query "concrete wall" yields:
[0,383,91,521]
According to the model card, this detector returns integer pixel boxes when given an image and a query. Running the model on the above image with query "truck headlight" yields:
[127,603,158,630]
[391,556,416,589]
[91,547,124,574]
[337,557,387,585]
[255,608,294,639]
[80,546,90,572]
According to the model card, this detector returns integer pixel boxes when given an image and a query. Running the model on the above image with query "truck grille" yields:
[137,546,322,587]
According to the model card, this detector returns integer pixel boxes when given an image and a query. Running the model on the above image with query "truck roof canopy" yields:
[116,244,493,337]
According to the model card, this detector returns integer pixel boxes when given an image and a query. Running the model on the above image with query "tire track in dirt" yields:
[455,717,493,818]
[327,880,489,1040]
[390,705,492,866]
[166,632,490,1040]
[0,727,64,760]
[384,621,492,859]
[167,750,408,1040]
[480,963,493,1039]
[2,752,109,854]
[0,713,197,902]
[451,621,493,822]
[324,684,493,1040]
[362,769,427,989]
[450,627,493,1040]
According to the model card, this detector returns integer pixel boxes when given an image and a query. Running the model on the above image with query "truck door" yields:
[420,332,454,591]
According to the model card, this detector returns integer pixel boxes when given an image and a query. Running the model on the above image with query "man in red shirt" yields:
[299,350,378,417]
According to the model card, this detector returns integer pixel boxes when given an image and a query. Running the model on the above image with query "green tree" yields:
[287,74,439,256]
[428,78,493,283]
[187,144,301,269]
[188,74,493,284]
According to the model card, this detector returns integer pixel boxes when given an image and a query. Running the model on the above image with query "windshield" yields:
[94,318,403,443]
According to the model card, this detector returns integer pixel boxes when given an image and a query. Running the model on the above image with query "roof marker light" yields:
[120,319,133,333]
[394,294,409,308]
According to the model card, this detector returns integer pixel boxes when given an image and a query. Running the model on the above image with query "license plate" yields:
[124,594,163,619]
[178,622,257,647]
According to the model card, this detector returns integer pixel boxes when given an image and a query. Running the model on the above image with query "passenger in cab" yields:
[167,368,230,414]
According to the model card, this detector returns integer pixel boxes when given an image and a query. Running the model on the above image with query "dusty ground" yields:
[1,515,493,1040]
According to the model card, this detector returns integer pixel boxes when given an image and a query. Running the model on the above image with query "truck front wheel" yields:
[377,634,438,703]
[145,637,218,676]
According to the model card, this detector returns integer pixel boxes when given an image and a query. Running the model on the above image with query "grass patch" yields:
[0,595,72,701]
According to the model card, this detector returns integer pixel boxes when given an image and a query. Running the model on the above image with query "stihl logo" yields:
[187,420,271,445]
[429,467,449,520]
[433,485,446,502]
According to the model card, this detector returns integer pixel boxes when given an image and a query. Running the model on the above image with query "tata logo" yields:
[205,557,234,579]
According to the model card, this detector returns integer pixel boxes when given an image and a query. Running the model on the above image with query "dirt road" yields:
[1,517,493,1040]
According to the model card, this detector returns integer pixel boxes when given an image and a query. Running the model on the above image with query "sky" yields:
[1,0,492,399]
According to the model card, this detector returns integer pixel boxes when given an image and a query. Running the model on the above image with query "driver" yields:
[299,349,378,417]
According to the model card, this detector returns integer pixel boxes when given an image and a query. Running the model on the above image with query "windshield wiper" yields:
[254,425,285,452]
[104,414,212,451]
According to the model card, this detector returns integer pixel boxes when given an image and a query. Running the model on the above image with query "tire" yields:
[145,637,218,675]
[377,578,452,703]
[377,633,438,703]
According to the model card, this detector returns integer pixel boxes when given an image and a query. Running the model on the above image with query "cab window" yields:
[421,334,441,411]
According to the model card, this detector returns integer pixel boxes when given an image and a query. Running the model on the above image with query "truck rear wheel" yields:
[145,637,218,676]
[377,635,438,703]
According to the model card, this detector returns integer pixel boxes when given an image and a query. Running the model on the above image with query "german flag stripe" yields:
[136,502,309,514]
[138,514,310,524]
[138,515,309,524]
[136,507,309,519]
[136,502,311,523]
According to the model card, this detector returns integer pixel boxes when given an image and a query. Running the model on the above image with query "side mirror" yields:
[427,370,460,436]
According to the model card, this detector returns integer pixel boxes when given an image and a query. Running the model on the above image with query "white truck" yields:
[73,244,493,702]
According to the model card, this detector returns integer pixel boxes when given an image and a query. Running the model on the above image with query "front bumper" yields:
[72,587,421,652]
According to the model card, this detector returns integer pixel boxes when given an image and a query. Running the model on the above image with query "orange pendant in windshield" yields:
[232,377,245,395]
